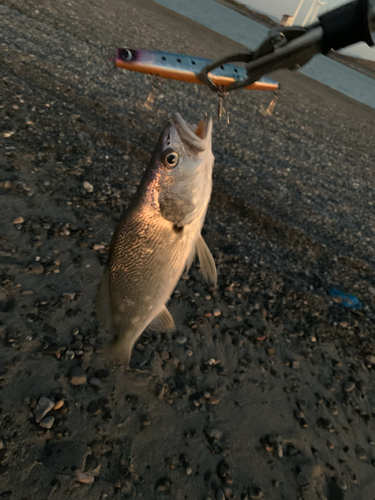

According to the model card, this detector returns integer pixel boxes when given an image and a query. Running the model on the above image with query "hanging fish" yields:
[96,114,216,367]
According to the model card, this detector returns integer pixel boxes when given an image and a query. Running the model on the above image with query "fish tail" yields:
[104,334,136,369]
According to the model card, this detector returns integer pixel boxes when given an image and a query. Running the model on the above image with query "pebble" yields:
[336,478,347,490]
[39,416,55,429]
[89,377,103,389]
[43,324,57,335]
[28,263,44,274]
[213,308,221,317]
[156,383,167,399]
[155,477,171,492]
[365,355,375,364]
[53,400,64,410]
[343,381,356,392]
[13,216,24,224]
[72,340,83,350]
[83,181,94,192]
[294,410,305,419]
[186,467,192,475]
[70,366,87,385]
[266,347,275,357]
[329,404,338,415]
[291,360,300,369]
[209,396,220,405]
[216,489,225,500]
[233,338,243,347]
[355,447,367,460]
[296,473,310,487]
[77,472,95,484]
[87,401,102,415]
[175,335,187,344]
[141,415,151,426]
[95,369,109,381]
[250,487,263,499]
[210,429,222,440]
[34,397,55,423]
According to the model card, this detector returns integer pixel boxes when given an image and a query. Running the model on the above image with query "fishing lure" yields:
[114,48,279,92]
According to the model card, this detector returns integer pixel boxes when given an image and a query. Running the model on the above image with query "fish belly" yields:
[108,208,197,348]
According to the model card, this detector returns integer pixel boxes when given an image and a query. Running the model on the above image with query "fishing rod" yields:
[114,0,374,96]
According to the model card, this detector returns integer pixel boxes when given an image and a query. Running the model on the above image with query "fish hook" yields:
[217,91,230,126]
[137,76,163,111]
[260,88,281,116]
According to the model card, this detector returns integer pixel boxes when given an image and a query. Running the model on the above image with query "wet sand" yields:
[1,0,375,499]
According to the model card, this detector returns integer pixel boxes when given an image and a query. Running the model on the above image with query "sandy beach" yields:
[1,0,375,499]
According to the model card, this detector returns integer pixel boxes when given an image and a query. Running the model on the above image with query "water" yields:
[154,0,375,109]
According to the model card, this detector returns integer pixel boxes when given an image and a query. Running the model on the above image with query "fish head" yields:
[148,114,214,228]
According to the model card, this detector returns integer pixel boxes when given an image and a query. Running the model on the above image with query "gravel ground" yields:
[1,0,375,499]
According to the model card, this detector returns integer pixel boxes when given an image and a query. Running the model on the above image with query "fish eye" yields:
[162,149,179,169]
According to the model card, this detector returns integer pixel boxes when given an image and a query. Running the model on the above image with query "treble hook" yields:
[260,88,280,116]
[217,91,230,126]
[137,76,162,111]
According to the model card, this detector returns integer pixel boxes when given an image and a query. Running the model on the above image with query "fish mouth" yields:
[172,113,212,153]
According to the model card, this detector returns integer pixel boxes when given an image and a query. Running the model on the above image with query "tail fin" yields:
[104,336,133,369]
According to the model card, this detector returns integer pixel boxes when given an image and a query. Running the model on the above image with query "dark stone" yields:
[155,477,172,492]
[217,460,230,480]
[87,401,102,415]
[102,410,112,421]
[98,397,109,408]
[43,324,56,335]
[95,369,109,380]
[85,454,98,470]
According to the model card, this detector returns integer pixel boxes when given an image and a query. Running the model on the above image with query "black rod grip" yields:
[319,0,373,54]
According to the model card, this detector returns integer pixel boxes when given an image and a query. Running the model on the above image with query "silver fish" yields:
[96,113,216,367]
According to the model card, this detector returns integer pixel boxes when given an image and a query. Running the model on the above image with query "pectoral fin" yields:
[196,235,217,286]
[96,268,112,331]
[149,305,176,332]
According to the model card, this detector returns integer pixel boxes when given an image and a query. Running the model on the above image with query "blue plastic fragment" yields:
[328,288,363,310]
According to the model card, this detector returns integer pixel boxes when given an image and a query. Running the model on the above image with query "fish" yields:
[96,113,216,367]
